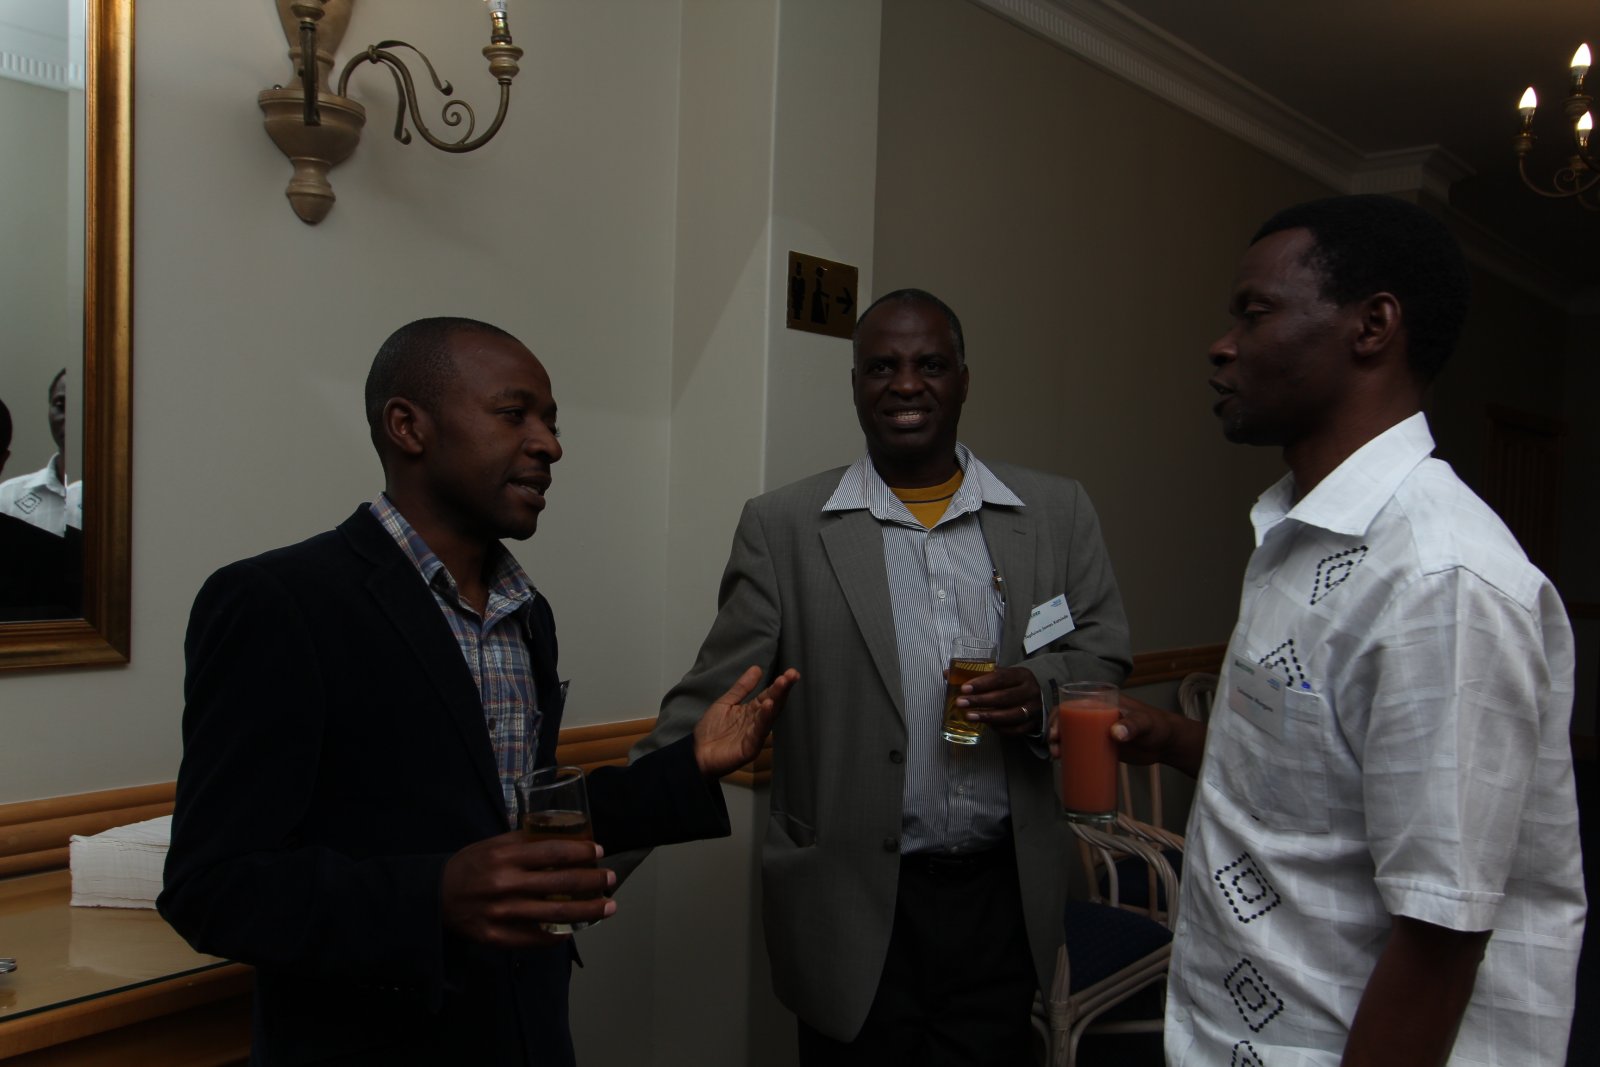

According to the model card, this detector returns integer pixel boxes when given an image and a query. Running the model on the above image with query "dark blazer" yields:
[0,513,81,620]
[160,506,727,1066]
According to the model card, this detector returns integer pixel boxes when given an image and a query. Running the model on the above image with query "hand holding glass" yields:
[1056,681,1120,824]
[943,636,997,745]
[516,765,599,933]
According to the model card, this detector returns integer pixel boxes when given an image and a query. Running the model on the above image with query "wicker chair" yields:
[1032,820,1180,1066]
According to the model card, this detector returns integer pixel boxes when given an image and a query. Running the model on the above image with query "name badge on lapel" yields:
[1227,654,1284,738]
[1023,594,1075,655]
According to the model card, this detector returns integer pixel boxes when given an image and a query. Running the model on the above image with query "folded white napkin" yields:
[69,814,172,909]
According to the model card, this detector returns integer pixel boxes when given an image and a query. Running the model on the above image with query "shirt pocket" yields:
[1215,686,1332,834]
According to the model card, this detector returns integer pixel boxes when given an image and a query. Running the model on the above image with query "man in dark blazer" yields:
[160,317,796,1066]
[0,397,82,620]
[630,290,1132,1064]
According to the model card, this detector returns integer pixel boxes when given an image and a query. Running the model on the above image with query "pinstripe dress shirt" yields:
[372,495,540,823]
[822,444,1024,855]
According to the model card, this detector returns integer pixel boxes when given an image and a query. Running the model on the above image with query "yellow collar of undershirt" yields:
[890,468,964,529]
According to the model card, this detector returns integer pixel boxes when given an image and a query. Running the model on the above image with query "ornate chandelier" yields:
[1515,44,1600,209]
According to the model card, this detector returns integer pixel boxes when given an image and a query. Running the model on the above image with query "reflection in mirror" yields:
[0,0,130,667]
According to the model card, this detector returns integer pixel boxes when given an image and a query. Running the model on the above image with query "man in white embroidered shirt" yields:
[1105,195,1585,1065]
[0,368,82,535]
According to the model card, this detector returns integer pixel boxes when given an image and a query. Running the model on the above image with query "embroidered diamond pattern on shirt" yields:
[1214,852,1282,924]
[1257,638,1305,687]
[1231,1040,1265,1067]
[1309,545,1367,605]
[1223,958,1284,1033]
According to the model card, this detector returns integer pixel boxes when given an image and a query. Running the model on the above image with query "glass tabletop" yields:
[0,869,230,1021]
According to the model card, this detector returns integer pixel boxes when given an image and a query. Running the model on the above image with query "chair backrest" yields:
[1178,671,1218,723]
[1069,820,1180,929]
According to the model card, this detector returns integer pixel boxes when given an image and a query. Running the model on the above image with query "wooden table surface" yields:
[0,869,228,1023]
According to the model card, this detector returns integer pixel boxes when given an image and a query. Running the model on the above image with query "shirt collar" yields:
[370,494,537,612]
[1249,412,1434,546]
[12,455,67,496]
[822,442,1024,525]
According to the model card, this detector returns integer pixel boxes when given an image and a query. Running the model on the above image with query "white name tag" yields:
[1023,594,1075,655]
[1227,654,1285,738]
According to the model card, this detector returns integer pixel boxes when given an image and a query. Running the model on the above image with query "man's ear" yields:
[383,398,429,457]
[1353,292,1403,363]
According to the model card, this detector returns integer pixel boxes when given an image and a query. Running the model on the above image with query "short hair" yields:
[1252,195,1470,381]
[364,316,516,451]
[853,288,966,366]
[0,396,12,455]
[49,368,65,396]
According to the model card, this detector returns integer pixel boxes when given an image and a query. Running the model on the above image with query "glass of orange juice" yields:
[1056,681,1120,824]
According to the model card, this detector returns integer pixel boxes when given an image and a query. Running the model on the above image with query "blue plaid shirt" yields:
[371,495,540,823]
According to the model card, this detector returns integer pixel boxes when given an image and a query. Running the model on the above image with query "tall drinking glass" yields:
[1056,681,1120,824]
[516,765,598,933]
[942,636,997,745]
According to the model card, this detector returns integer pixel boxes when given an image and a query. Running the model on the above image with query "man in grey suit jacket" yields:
[633,290,1131,1064]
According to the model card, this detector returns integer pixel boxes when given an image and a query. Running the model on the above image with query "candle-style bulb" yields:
[1519,86,1538,119]
[1578,110,1593,150]
[485,0,512,44]
[1573,43,1592,85]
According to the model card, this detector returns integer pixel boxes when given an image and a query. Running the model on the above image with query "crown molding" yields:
[0,2,81,91]
[971,0,1394,191]
[968,0,1598,311]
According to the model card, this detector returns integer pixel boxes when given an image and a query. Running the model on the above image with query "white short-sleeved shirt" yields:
[0,456,82,535]
[1166,414,1585,1066]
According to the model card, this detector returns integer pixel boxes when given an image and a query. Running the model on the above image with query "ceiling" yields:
[1064,0,1600,295]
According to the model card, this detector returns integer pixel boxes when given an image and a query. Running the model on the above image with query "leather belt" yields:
[901,840,1013,876]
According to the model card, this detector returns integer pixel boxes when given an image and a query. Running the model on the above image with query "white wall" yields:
[0,75,70,477]
[580,5,883,1063]
[3,0,691,798]
[873,0,1327,652]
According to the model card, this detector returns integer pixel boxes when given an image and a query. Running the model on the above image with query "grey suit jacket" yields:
[633,457,1131,1040]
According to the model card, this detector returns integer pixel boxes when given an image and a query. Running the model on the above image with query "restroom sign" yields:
[786,251,859,340]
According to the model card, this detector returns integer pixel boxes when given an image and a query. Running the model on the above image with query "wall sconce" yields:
[259,1,522,224]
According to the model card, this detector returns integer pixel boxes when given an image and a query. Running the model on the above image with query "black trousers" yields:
[798,840,1039,1067]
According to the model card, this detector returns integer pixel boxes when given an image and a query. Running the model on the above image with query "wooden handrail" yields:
[0,644,1231,876]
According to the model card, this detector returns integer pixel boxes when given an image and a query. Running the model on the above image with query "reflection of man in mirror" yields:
[0,393,81,619]
[0,368,83,535]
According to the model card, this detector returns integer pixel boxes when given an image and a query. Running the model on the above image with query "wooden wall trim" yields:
[1128,643,1227,686]
[0,784,175,880]
[0,645,1231,872]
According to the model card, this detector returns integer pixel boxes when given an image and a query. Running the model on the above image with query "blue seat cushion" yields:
[1061,900,1174,993]
[1096,847,1183,911]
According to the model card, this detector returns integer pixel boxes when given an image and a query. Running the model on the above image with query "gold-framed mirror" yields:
[0,0,131,670]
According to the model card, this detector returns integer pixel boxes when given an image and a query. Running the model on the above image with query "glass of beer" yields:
[942,636,997,745]
[1056,681,1120,824]
[516,765,598,933]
